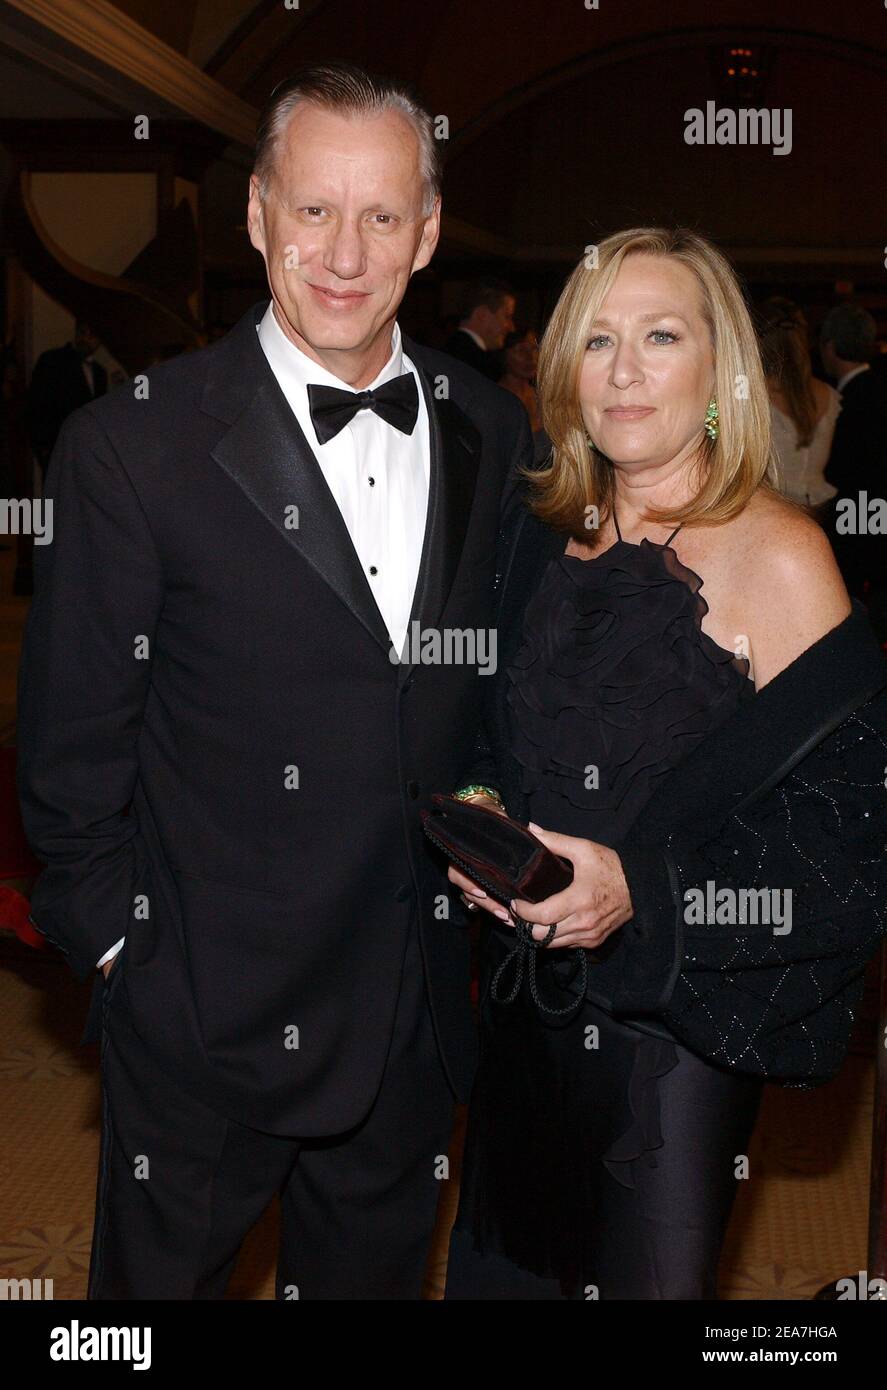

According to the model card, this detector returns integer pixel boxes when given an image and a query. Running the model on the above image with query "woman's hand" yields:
[446,796,514,921]
[510,823,633,950]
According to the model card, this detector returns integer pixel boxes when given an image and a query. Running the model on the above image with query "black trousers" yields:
[87,921,456,1300]
[446,994,764,1300]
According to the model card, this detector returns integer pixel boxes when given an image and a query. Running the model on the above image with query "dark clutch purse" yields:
[421,793,585,1018]
[421,793,573,905]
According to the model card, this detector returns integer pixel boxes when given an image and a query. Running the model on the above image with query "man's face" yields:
[74,323,99,357]
[479,295,515,350]
[247,104,440,377]
[506,331,538,379]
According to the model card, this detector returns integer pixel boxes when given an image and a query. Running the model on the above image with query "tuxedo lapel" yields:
[397,340,482,682]
[201,308,484,671]
[202,305,392,654]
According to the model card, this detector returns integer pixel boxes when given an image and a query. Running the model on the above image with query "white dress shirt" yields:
[257,302,430,654]
[96,304,431,970]
[458,326,486,352]
[836,363,870,394]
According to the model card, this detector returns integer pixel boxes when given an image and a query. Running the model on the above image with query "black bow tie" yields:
[307,372,419,445]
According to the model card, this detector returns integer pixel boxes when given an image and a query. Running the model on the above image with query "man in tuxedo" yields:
[821,303,887,635]
[17,62,532,1300]
[25,320,106,466]
[444,277,516,380]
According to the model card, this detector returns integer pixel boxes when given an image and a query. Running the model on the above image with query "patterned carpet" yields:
[0,924,877,1300]
[0,544,877,1299]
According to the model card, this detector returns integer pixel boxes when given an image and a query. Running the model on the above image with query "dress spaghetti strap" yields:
[612,504,683,548]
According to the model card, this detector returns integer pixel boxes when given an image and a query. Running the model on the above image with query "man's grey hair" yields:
[820,303,877,363]
[253,62,442,218]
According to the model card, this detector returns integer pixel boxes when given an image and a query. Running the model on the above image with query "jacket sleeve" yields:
[453,397,535,798]
[16,406,163,979]
[611,700,887,1083]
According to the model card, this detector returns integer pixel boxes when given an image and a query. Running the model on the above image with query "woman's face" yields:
[578,254,715,475]
[506,331,538,379]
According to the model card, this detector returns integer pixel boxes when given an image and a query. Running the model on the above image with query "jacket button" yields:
[407,780,420,799]
[394,883,412,902]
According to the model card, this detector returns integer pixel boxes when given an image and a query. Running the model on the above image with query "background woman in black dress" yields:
[444,227,864,1299]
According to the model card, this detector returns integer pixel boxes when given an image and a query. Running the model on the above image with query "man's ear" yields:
[247,175,266,256]
[412,196,441,275]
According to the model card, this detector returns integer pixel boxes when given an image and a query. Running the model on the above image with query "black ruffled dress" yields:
[446,516,764,1300]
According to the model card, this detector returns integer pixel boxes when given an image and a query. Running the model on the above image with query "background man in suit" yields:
[444,276,516,380]
[821,303,887,638]
[17,63,532,1300]
[25,320,106,468]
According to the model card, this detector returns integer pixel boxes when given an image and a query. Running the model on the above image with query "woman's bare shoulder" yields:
[811,376,835,404]
[811,376,839,420]
[728,490,851,686]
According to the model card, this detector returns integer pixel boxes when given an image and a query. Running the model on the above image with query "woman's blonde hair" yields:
[757,296,818,448]
[531,227,777,538]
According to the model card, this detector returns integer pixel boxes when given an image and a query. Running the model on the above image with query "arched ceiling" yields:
[103,2,887,144]
[193,0,887,263]
[5,0,884,281]
[105,0,252,67]
[441,37,887,257]
[200,0,886,124]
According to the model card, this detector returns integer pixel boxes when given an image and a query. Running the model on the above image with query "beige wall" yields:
[26,172,157,377]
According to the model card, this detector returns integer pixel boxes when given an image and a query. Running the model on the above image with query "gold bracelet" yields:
[453,784,505,811]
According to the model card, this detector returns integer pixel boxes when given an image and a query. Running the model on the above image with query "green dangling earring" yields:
[704,397,719,441]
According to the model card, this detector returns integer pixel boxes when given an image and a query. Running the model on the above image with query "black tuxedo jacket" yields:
[26,344,107,457]
[17,301,532,1135]
[824,367,887,497]
[443,330,500,382]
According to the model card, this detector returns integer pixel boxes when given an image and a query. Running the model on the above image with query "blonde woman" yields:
[758,296,839,509]
[443,228,887,1300]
